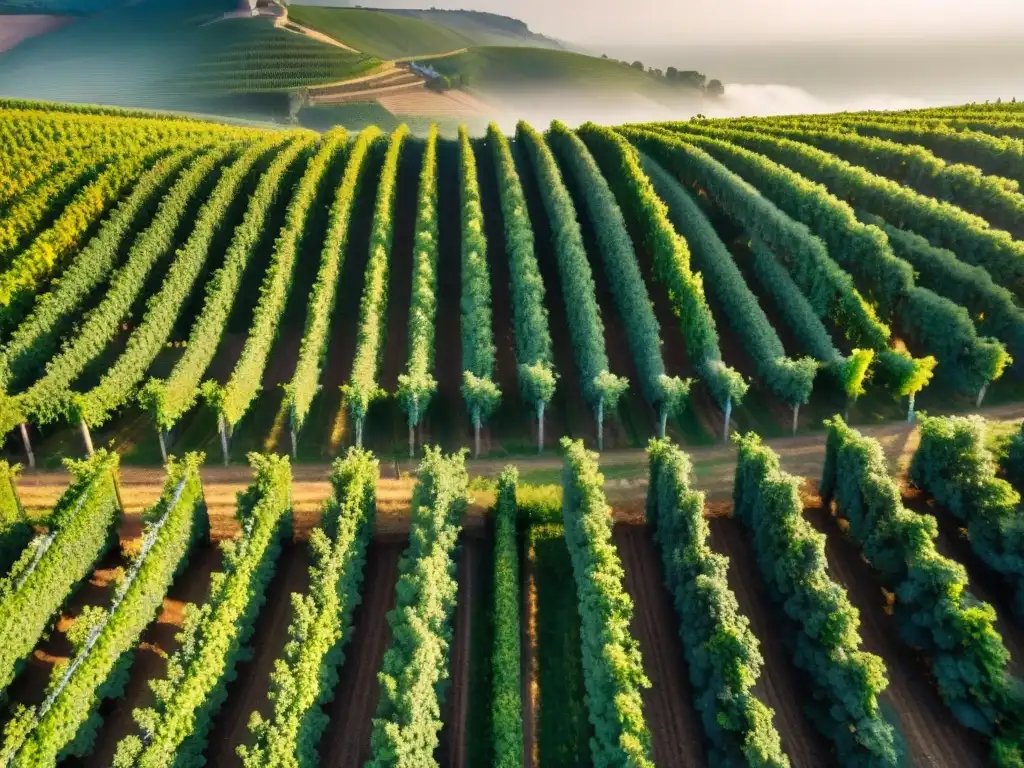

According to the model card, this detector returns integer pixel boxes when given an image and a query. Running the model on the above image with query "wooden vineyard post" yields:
[907,393,916,423]
[977,384,989,409]
[289,406,297,460]
[218,413,230,467]
[537,401,545,455]
[80,420,94,457]
[18,423,34,470]
[596,398,605,452]
[792,404,800,436]
[723,396,732,443]
[658,407,668,440]
[158,430,168,464]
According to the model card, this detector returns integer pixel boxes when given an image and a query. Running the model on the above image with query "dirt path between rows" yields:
[14,403,1024,524]
[613,525,705,767]
[319,535,405,767]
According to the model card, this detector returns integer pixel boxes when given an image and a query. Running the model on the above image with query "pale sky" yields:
[368,0,1024,45]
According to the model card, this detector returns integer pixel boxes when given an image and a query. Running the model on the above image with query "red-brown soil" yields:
[706,515,831,768]
[319,534,405,767]
[204,541,312,767]
[436,533,480,767]
[613,524,706,767]
[805,501,988,766]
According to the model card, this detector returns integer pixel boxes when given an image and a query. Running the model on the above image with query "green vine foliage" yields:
[647,438,789,767]
[397,125,440,432]
[732,432,898,766]
[664,124,1009,396]
[870,216,1024,375]
[366,448,468,767]
[735,121,1024,235]
[548,121,692,427]
[822,417,1023,765]
[491,467,523,768]
[560,438,653,767]
[217,130,347,429]
[910,415,1024,617]
[635,150,820,406]
[342,125,409,438]
[0,146,235,436]
[690,120,1024,301]
[113,453,293,768]
[1,453,206,767]
[241,448,378,768]
[516,121,626,418]
[458,125,501,424]
[286,128,383,437]
[140,135,315,432]
[74,137,285,429]
[577,122,748,409]
[486,123,556,416]
[0,460,28,575]
[0,148,198,392]
[0,450,120,697]
[619,126,890,351]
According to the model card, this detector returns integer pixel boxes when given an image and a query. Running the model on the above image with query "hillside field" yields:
[0,99,1023,766]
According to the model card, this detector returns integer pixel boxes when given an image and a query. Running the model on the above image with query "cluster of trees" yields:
[516,121,628,449]
[343,126,409,449]
[486,123,556,452]
[367,448,468,766]
[0,146,234,443]
[910,415,1024,618]
[670,123,1007,400]
[242,449,378,767]
[458,126,501,458]
[491,468,523,768]
[548,121,691,437]
[1002,422,1024,490]
[72,138,284,454]
[0,461,28,575]
[0,450,120,696]
[601,57,724,95]
[577,123,747,437]
[560,438,653,766]
[646,438,789,765]
[113,453,293,768]
[397,126,440,457]
[213,132,345,457]
[140,136,314,444]
[285,128,381,455]
[733,432,898,765]
[0,453,207,767]
[0,149,194,396]
[822,418,1023,766]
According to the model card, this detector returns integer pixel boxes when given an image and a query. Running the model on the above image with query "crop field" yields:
[0,99,1024,766]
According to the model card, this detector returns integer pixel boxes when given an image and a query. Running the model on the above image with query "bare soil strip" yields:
[613,524,705,767]
[319,535,405,767]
